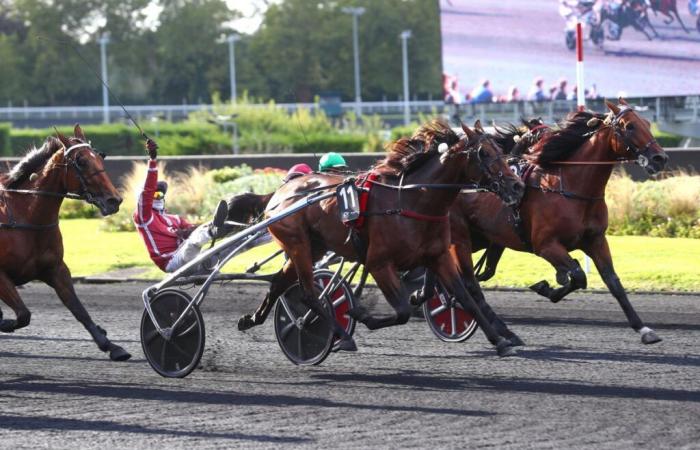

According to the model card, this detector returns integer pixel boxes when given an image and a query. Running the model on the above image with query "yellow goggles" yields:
[153,191,165,200]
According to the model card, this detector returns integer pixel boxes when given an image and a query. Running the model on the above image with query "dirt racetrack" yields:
[1,282,699,449]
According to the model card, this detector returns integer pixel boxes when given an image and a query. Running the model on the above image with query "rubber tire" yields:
[274,284,334,366]
[312,269,356,351]
[141,289,205,378]
[565,30,576,50]
[422,284,479,343]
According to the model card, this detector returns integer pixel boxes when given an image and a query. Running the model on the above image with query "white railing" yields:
[0,97,698,124]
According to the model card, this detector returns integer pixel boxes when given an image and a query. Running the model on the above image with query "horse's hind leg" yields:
[674,9,689,32]
[0,272,31,332]
[42,262,131,361]
[238,261,299,331]
[584,235,661,344]
[349,264,412,330]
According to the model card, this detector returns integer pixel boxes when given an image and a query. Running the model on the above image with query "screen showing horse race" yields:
[440,0,700,103]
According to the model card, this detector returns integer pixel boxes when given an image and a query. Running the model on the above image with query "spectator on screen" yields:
[506,86,520,102]
[528,77,547,102]
[470,80,493,104]
[552,78,568,100]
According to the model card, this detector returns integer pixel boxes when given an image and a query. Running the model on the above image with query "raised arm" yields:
[135,139,159,224]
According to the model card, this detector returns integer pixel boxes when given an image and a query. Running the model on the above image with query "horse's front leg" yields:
[584,235,661,344]
[529,241,587,303]
[349,264,412,330]
[42,262,131,361]
[430,253,516,357]
[0,271,31,332]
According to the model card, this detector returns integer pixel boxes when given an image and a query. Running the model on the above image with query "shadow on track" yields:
[0,414,309,444]
[313,372,700,403]
[0,376,492,418]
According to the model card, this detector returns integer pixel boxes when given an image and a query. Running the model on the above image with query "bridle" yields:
[0,142,108,230]
[1,142,107,201]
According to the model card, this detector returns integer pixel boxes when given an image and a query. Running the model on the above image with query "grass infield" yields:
[62,219,700,292]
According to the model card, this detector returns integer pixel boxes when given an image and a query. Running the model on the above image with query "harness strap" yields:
[360,208,449,223]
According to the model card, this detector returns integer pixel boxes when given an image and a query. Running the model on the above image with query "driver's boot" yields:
[208,200,229,240]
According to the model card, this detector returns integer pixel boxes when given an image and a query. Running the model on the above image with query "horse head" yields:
[452,120,524,206]
[54,124,122,215]
[604,99,669,175]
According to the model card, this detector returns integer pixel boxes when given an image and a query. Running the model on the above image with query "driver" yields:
[133,139,228,272]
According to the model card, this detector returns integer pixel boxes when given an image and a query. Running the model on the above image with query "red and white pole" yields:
[575,21,585,112]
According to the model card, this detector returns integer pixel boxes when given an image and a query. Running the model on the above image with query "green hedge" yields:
[0,123,10,156]
[5,122,366,156]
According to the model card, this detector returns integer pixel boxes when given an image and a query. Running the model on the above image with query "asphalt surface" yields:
[1,281,699,449]
[441,0,700,97]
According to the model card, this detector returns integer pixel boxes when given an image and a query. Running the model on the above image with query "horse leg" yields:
[348,264,412,330]
[41,262,131,361]
[238,262,299,331]
[452,242,524,346]
[430,254,516,357]
[0,272,31,332]
[293,251,356,352]
[584,235,661,344]
[408,269,437,308]
[673,9,689,32]
[529,242,587,303]
[476,245,505,282]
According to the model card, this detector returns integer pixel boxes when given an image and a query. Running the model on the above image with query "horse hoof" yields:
[347,306,367,321]
[507,334,526,347]
[641,330,662,345]
[336,336,357,352]
[409,290,425,308]
[529,280,552,298]
[237,315,255,331]
[109,346,132,361]
[0,319,17,333]
[496,339,517,357]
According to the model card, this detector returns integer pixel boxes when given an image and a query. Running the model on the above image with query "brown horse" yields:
[237,120,525,356]
[649,0,689,32]
[419,100,670,345]
[0,125,130,361]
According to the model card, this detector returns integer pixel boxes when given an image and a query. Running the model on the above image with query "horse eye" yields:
[478,146,488,158]
[76,157,87,166]
[626,123,635,131]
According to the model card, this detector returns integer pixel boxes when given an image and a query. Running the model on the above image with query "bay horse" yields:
[649,0,689,32]
[237,120,525,356]
[0,125,130,361]
[418,100,670,345]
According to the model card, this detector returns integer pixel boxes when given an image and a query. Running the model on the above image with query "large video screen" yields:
[440,0,700,103]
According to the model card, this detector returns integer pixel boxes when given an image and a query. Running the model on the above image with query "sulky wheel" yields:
[274,283,335,366]
[312,269,356,352]
[423,284,478,343]
[141,289,205,378]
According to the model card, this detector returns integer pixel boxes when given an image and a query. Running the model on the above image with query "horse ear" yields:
[74,123,86,141]
[618,97,630,106]
[54,127,71,147]
[473,120,485,134]
[461,122,477,139]
[605,100,620,115]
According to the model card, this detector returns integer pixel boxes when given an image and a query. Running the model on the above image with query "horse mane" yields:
[375,119,461,176]
[0,137,64,188]
[533,111,606,167]
[492,123,526,155]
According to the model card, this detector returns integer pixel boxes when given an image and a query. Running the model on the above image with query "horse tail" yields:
[225,192,273,225]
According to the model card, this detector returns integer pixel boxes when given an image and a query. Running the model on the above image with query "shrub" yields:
[606,171,700,238]
[0,122,10,156]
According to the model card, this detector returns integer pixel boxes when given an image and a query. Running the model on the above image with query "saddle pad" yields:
[351,172,379,230]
